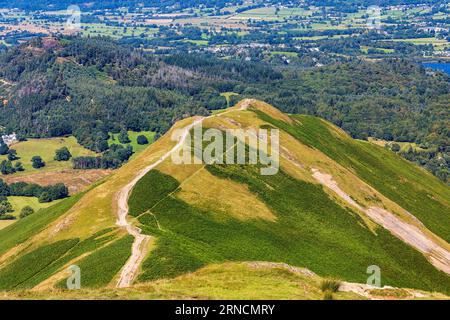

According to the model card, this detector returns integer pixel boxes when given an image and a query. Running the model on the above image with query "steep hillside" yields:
[0,99,448,299]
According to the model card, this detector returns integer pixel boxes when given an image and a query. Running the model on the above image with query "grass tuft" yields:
[320,279,341,293]
[323,291,335,300]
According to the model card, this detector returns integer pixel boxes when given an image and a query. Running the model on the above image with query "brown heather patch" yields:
[2,169,112,195]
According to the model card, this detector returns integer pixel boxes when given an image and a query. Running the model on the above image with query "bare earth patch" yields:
[311,168,450,275]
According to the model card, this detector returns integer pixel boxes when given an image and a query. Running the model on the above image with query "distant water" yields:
[423,62,450,76]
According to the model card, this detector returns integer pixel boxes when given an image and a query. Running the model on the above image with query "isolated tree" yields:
[0,179,9,196]
[0,200,13,215]
[0,160,15,175]
[31,156,45,169]
[0,143,9,155]
[19,206,34,218]
[7,149,18,161]
[118,129,131,144]
[136,135,149,145]
[46,183,69,201]
[38,191,52,203]
[14,161,24,172]
[54,147,72,161]
[391,143,401,152]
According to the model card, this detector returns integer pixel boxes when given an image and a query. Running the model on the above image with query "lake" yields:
[422,62,450,76]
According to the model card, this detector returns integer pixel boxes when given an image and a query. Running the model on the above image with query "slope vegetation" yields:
[0,99,448,299]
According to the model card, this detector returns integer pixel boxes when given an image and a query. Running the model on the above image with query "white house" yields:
[1,133,17,146]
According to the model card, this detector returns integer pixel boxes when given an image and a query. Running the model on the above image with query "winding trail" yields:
[115,102,251,287]
[116,118,204,287]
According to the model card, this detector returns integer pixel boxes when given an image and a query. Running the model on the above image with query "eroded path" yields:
[115,102,250,287]
[116,118,204,287]
[311,168,450,274]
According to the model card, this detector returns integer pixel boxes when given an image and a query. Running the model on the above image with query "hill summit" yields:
[0,99,449,299]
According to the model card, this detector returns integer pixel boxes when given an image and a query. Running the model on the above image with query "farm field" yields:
[179,39,209,46]
[2,169,112,195]
[81,24,158,39]
[390,37,450,48]
[0,136,96,175]
[0,196,62,230]
[360,46,395,54]
[8,196,60,217]
[268,51,298,57]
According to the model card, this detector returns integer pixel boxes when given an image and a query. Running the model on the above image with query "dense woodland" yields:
[0,36,448,182]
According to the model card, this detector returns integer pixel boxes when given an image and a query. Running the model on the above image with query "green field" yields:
[390,37,449,48]
[0,191,87,257]
[268,51,298,57]
[179,39,209,46]
[360,46,395,54]
[7,196,61,217]
[235,6,313,21]
[0,136,95,175]
[57,234,133,288]
[0,196,62,230]
[79,24,158,39]
[0,239,79,290]
[0,227,121,290]
[108,130,156,155]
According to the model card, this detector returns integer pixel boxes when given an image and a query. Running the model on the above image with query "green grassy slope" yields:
[17,228,117,290]
[56,234,134,289]
[132,167,450,294]
[255,111,450,243]
[0,100,448,297]
[0,193,85,257]
[129,170,179,217]
[125,103,450,294]
[0,239,79,290]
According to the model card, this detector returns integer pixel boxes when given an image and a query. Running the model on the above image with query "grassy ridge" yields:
[133,169,450,293]
[255,110,450,242]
